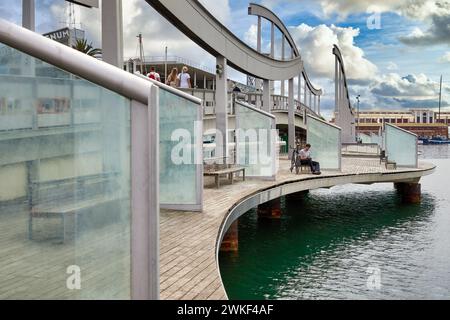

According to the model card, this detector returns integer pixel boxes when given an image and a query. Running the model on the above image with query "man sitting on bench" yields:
[299,144,321,175]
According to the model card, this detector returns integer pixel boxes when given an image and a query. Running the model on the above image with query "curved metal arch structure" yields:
[333,44,356,143]
[247,2,322,97]
[248,3,300,58]
[146,0,302,81]
[146,0,324,159]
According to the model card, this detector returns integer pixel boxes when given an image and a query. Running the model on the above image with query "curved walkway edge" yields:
[160,158,436,300]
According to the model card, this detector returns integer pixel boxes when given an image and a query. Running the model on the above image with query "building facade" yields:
[356,109,450,138]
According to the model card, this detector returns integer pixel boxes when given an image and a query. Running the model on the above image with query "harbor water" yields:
[219,145,450,300]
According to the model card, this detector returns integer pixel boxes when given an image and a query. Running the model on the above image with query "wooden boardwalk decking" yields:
[0,157,435,300]
[160,157,435,300]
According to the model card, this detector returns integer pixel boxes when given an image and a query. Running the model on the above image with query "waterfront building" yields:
[355,109,450,138]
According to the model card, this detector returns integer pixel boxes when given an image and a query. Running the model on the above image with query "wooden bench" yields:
[380,150,397,170]
[28,172,122,243]
[204,157,246,189]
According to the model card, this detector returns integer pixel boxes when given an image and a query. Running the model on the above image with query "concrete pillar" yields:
[22,0,35,31]
[258,198,282,219]
[257,16,262,53]
[216,55,228,158]
[220,220,238,252]
[395,183,421,204]
[21,0,35,77]
[338,68,342,115]
[288,78,295,159]
[298,74,302,102]
[102,0,123,68]
[335,57,339,114]
[270,22,275,58]
[309,91,312,111]
[304,81,307,107]
[263,79,271,113]
[194,72,197,89]
[318,95,321,116]
[203,75,207,89]
[280,38,285,97]
[255,16,262,91]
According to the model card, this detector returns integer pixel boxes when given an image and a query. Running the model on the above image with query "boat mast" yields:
[439,75,443,121]
[137,33,146,75]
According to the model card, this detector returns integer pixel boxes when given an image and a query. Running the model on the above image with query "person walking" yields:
[166,67,178,88]
[177,66,192,89]
[147,67,161,82]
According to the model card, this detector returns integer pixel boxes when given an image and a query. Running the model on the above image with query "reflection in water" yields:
[220,157,449,300]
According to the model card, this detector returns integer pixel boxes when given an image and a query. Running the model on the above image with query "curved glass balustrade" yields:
[235,101,277,178]
[0,45,131,299]
[385,123,418,168]
[307,115,342,170]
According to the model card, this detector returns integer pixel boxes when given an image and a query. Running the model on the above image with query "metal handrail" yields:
[0,19,152,105]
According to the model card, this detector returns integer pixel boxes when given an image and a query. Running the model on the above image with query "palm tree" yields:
[72,38,102,58]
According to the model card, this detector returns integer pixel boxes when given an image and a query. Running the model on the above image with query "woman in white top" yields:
[177,66,192,89]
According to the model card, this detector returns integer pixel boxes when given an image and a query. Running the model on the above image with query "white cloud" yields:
[244,24,258,48]
[386,62,398,71]
[439,52,450,63]
[371,73,439,98]
[198,0,231,25]
[288,23,378,81]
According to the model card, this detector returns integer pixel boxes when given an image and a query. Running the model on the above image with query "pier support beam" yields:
[220,220,238,252]
[258,198,282,219]
[395,182,421,204]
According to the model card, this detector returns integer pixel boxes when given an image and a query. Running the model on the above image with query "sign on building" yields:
[43,28,85,47]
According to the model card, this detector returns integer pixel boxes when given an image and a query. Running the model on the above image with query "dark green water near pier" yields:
[219,145,450,300]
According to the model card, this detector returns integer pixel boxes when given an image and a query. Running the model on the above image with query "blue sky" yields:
[1,0,449,118]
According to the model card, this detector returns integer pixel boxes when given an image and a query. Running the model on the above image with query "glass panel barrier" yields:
[384,123,418,167]
[0,44,131,299]
[159,88,202,210]
[307,115,341,170]
[370,133,382,146]
[359,133,371,144]
[236,101,277,178]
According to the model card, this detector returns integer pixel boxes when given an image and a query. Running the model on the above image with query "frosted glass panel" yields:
[236,102,276,178]
[385,124,417,167]
[371,133,382,146]
[360,133,371,144]
[0,45,131,299]
[307,115,341,170]
[159,89,201,207]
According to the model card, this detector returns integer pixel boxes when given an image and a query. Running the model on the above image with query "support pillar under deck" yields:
[395,182,421,204]
[257,198,282,219]
[220,220,238,252]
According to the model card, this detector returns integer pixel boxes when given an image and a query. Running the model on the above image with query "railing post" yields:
[288,78,295,159]
[131,85,160,300]
[216,56,229,158]
[263,79,271,113]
